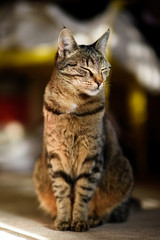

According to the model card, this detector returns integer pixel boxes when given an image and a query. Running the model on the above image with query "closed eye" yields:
[80,66,93,77]
[101,67,110,71]
[101,64,111,72]
[101,67,110,80]
[67,62,78,67]
[101,68,108,74]
[101,66,111,74]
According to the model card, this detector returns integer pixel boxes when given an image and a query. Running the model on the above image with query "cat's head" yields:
[56,28,111,96]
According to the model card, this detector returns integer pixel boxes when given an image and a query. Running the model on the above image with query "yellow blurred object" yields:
[0,45,57,68]
[128,87,148,126]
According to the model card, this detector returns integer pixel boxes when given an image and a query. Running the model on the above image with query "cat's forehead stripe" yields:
[78,45,102,65]
[86,56,95,66]
[80,45,97,54]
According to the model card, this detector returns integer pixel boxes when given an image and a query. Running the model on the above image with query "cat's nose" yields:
[95,78,103,88]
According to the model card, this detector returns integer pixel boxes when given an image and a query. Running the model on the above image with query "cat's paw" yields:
[88,216,102,228]
[54,220,70,231]
[71,220,89,232]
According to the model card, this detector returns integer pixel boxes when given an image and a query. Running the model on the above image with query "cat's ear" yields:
[57,28,79,58]
[94,29,110,57]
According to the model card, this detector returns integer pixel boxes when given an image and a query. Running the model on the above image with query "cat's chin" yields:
[84,89,100,96]
[83,87,103,96]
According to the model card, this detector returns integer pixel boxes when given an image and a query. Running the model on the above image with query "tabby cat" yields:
[33,28,134,232]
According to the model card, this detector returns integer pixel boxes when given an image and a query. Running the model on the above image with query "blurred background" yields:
[0,0,160,181]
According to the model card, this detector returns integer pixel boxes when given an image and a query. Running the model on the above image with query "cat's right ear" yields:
[57,28,79,58]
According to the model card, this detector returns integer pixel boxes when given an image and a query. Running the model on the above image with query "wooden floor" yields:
[0,172,160,240]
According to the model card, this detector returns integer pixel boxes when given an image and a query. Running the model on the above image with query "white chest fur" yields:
[67,103,77,113]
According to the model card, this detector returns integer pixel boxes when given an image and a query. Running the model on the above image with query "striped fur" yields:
[33,28,133,232]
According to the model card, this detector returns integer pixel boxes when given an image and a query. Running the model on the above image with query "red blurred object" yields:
[0,95,29,125]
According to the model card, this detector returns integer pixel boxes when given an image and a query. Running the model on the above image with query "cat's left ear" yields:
[94,29,110,57]
[58,28,79,58]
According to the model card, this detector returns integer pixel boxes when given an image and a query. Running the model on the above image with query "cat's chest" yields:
[44,111,89,171]
[44,110,83,144]
[44,109,102,176]
[67,103,77,113]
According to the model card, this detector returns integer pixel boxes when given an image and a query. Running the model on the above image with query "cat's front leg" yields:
[47,154,72,231]
[71,172,100,232]
[52,177,71,231]
[71,178,90,231]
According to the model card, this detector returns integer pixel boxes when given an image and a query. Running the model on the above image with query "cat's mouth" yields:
[84,83,103,96]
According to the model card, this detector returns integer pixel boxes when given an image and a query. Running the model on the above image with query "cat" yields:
[33,27,134,232]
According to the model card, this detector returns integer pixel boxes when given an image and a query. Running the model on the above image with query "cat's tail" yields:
[129,197,142,213]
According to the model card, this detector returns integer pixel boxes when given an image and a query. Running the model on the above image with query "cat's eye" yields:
[101,68,108,73]
[80,66,93,77]
[101,68,110,79]
[67,62,77,67]
[101,65,111,73]
[101,64,111,71]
